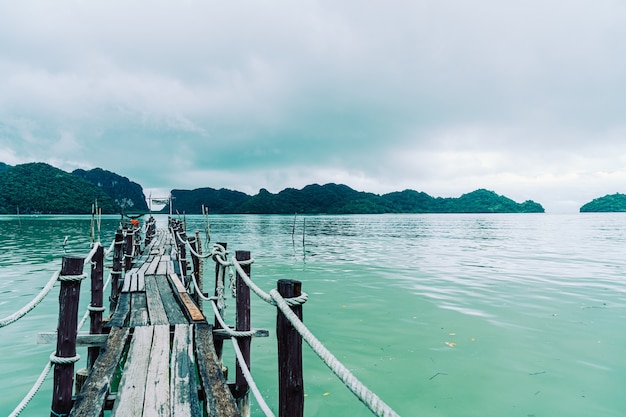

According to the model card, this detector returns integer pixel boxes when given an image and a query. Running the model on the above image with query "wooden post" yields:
[110,229,124,312]
[235,250,251,415]
[277,279,304,417]
[51,256,85,417]
[124,228,133,271]
[88,244,105,369]
[189,232,203,310]
[178,225,188,283]
[213,242,227,362]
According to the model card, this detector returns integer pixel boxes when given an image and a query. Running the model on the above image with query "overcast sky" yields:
[1,1,626,213]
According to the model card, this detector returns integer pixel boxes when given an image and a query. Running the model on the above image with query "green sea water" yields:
[1,213,625,416]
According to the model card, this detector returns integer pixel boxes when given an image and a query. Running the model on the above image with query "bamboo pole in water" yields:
[277,279,304,417]
[51,256,85,417]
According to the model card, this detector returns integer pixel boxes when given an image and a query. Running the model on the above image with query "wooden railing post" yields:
[189,233,202,310]
[51,255,85,417]
[277,279,304,417]
[123,227,133,271]
[235,250,251,416]
[110,229,124,312]
[177,224,188,282]
[88,244,105,369]
[144,217,154,246]
[213,242,227,362]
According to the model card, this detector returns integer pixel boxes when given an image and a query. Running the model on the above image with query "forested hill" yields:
[166,185,545,214]
[0,161,545,215]
[579,193,626,212]
[0,163,119,214]
[73,168,149,212]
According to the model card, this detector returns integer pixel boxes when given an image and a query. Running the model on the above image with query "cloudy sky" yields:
[1,1,626,213]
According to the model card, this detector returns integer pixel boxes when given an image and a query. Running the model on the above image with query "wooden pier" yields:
[60,220,242,417]
[15,215,400,417]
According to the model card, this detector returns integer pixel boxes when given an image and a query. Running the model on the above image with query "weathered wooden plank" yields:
[145,275,170,325]
[69,327,131,417]
[137,260,150,291]
[169,272,187,293]
[144,325,171,416]
[106,292,130,328]
[195,323,242,417]
[122,269,136,293]
[146,256,161,275]
[130,272,139,293]
[157,258,169,275]
[129,293,149,327]
[155,275,188,325]
[179,293,205,322]
[111,326,154,416]
[38,332,109,347]
[171,324,201,417]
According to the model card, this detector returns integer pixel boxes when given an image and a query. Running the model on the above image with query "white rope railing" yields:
[5,236,115,417]
[8,361,53,417]
[0,270,60,328]
[171,221,399,417]
[231,337,276,417]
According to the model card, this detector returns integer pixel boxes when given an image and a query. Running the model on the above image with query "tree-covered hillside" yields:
[73,168,149,212]
[580,193,626,212]
[166,184,545,214]
[0,163,118,214]
[169,187,250,214]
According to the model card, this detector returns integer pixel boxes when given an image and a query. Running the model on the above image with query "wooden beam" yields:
[37,332,108,347]
[111,326,154,416]
[69,327,131,417]
[195,323,242,417]
[144,325,170,416]
[171,324,201,416]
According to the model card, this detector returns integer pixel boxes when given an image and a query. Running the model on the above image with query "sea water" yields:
[0,213,624,416]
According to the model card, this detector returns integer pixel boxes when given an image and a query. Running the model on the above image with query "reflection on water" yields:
[1,213,625,416]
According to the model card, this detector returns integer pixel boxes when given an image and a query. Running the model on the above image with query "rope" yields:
[270,289,400,417]
[49,352,81,365]
[8,361,53,417]
[58,273,88,282]
[231,337,276,417]
[83,243,101,266]
[209,300,257,338]
[231,257,308,307]
[0,270,60,328]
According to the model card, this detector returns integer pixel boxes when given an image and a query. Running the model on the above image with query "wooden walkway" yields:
[69,229,241,417]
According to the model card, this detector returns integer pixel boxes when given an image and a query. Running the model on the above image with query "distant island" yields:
[0,162,545,215]
[0,162,147,214]
[165,184,545,214]
[579,193,626,212]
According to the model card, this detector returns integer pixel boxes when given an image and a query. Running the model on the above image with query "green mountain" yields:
[168,187,250,214]
[73,168,149,212]
[0,163,118,214]
[166,184,544,214]
[580,193,626,212]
